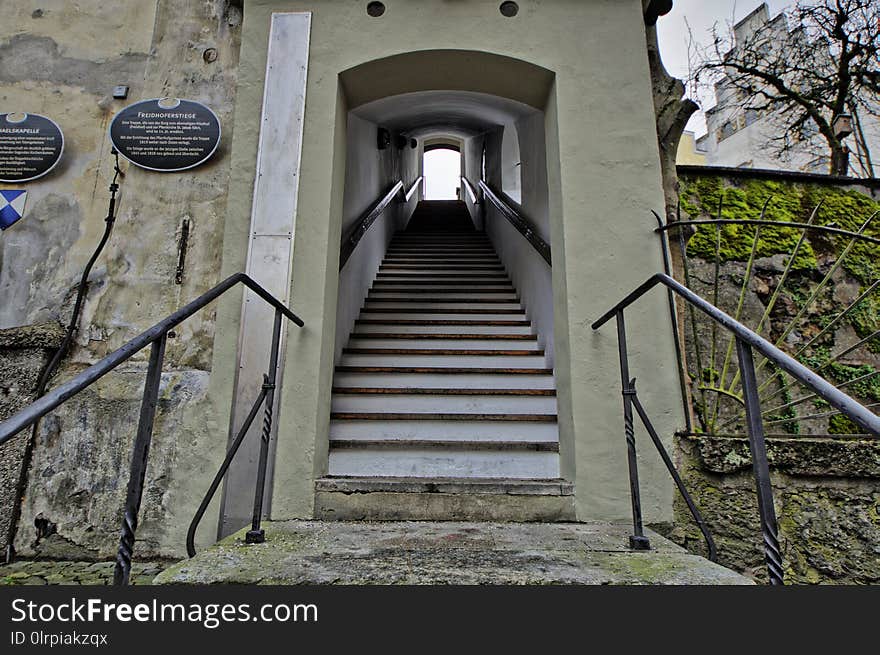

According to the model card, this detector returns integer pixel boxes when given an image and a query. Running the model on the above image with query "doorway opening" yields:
[423,146,461,199]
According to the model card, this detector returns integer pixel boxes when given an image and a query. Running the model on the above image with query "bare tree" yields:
[691,0,880,176]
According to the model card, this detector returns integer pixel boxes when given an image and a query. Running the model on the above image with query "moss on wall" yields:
[678,173,880,435]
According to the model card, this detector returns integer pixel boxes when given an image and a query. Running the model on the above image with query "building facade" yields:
[695,3,880,176]
[0,1,684,560]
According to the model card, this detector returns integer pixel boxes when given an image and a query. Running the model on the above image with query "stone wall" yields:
[0,323,64,555]
[0,1,243,559]
[667,169,880,584]
[671,435,880,584]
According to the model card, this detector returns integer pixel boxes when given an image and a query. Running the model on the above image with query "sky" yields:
[424,149,461,200]
[657,0,796,136]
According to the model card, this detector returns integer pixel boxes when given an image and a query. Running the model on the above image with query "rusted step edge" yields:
[330,413,558,422]
[355,319,531,326]
[375,274,510,279]
[368,290,517,296]
[363,298,521,304]
[349,333,536,340]
[332,387,555,396]
[342,348,543,356]
[315,476,573,496]
[360,309,525,314]
[334,366,553,374]
[328,440,559,452]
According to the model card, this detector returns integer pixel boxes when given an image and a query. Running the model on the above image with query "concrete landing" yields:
[155,521,753,585]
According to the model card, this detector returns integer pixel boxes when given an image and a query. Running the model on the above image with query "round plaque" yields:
[0,112,65,183]
[109,98,221,172]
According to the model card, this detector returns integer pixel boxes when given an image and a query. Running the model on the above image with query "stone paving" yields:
[157,520,755,585]
[0,560,172,585]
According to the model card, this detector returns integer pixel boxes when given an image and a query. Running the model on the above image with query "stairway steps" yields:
[346,340,541,353]
[342,347,543,356]
[332,387,554,395]
[329,419,558,441]
[356,319,530,325]
[365,296,520,310]
[372,283,515,290]
[334,366,553,375]
[330,412,557,422]
[332,373,555,389]
[349,332,536,340]
[328,450,559,479]
[330,202,560,484]
[329,439,559,452]
[332,394,556,413]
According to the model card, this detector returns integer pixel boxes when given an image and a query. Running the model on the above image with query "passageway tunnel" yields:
[333,75,560,482]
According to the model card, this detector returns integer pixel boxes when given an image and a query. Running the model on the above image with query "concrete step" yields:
[331,393,557,413]
[332,372,556,389]
[345,338,540,351]
[328,418,558,441]
[156,520,754,584]
[367,291,519,301]
[353,323,534,335]
[338,354,548,368]
[363,302,524,311]
[371,283,516,291]
[327,448,560,478]
[357,311,527,320]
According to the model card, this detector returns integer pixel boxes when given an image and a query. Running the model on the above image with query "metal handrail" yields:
[478,180,551,266]
[0,272,304,585]
[592,274,880,434]
[460,176,479,205]
[339,176,423,269]
[592,272,880,585]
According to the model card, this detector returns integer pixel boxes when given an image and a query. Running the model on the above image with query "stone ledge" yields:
[680,434,880,478]
[0,322,65,350]
[315,476,574,495]
[155,520,753,585]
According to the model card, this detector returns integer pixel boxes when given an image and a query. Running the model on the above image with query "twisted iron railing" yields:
[593,273,879,584]
[0,273,303,585]
[659,192,879,439]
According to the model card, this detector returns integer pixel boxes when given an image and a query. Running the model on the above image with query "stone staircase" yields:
[322,201,570,519]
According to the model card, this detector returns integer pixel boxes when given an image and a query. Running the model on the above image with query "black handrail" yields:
[339,176,423,270]
[460,176,479,205]
[478,181,551,266]
[0,273,303,585]
[593,272,880,585]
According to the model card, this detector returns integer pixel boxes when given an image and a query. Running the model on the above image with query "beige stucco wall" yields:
[217,0,682,525]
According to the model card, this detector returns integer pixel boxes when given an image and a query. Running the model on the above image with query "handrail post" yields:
[113,334,167,586]
[615,311,650,551]
[735,338,785,585]
[246,308,283,544]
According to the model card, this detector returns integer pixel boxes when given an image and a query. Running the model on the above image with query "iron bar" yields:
[677,224,709,431]
[615,312,650,551]
[591,273,880,436]
[657,217,880,247]
[113,334,167,586]
[763,401,880,426]
[711,199,768,428]
[186,386,269,557]
[478,181,552,266]
[735,339,785,585]
[246,308,283,544]
[460,176,479,205]
[652,210,692,433]
[630,389,717,561]
[339,181,405,269]
[0,273,303,446]
[760,370,880,420]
